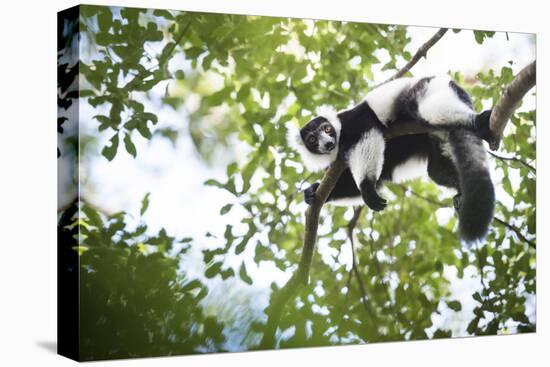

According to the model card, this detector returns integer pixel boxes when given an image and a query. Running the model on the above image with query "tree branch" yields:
[261,26,449,349]
[347,207,375,319]
[377,28,448,87]
[125,20,193,90]
[259,160,347,348]
[493,217,536,249]
[260,28,535,348]
[488,60,536,150]
[384,121,433,139]
[396,184,448,207]
[398,188,536,250]
[488,150,536,174]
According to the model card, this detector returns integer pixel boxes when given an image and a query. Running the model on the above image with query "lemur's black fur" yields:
[288,76,495,242]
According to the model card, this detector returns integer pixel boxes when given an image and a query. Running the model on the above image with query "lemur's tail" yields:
[449,129,495,242]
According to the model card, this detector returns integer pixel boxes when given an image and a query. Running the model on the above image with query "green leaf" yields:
[204,179,224,189]
[142,112,159,124]
[205,262,223,278]
[140,192,150,216]
[220,204,232,215]
[97,9,112,32]
[446,300,462,312]
[220,268,235,280]
[101,133,119,161]
[182,279,202,292]
[226,162,238,177]
[185,46,206,59]
[82,205,102,228]
[473,31,484,44]
[124,132,137,157]
[467,316,481,334]
[94,115,111,125]
[433,329,452,339]
[136,121,152,139]
[175,70,185,80]
[235,238,247,255]
[239,262,253,285]
[153,9,174,20]
[241,157,257,193]
[511,312,530,324]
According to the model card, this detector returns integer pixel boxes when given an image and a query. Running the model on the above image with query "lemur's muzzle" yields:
[325,141,335,151]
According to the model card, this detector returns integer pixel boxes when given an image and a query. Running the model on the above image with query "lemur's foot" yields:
[362,186,387,212]
[474,109,496,144]
[453,193,462,212]
[304,182,320,205]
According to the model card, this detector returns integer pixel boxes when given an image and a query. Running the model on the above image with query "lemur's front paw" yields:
[362,187,387,212]
[304,182,320,205]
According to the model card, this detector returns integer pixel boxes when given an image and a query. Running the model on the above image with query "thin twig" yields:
[260,26,449,349]
[396,184,448,207]
[260,27,534,349]
[494,217,536,249]
[377,28,448,87]
[399,188,536,250]
[125,20,193,90]
[346,207,375,319]
[488,151,536,174]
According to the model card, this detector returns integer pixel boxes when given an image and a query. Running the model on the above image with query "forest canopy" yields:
[58,5,536,361]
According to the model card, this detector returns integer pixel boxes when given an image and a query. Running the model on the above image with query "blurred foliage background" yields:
[57,5,536,361]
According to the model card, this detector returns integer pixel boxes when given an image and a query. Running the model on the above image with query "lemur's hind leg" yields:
[417,79,477,128]
[348,129,387,211]
[427,135,462,211]
[474,109,494,143]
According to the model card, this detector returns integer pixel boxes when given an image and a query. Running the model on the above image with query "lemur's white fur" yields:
[288,76,478,181]
[347,128,385,187]
[418,76,475,126]
[365,75,476,127]
[391,156,428,183]
[365,77,416,125]
[286,105,341,172]
[329,196,365,206]
[316,105,342,131]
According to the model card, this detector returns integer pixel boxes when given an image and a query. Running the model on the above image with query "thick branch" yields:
[384,120,433,139]
[260,27,451,349]
[378,28,448,87]
[260,28,535,348]
[488,60,536,150]
[259,160,347,348]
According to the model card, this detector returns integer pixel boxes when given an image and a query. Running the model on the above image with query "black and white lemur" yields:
[287,76,495,242]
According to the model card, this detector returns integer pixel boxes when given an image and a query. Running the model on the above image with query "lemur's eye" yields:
[308,136,317,144]
[324,125,333,133]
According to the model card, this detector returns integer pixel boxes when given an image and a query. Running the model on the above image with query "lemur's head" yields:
[300,116,337,154]
[287,106,342,172]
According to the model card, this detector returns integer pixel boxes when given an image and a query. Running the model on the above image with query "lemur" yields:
[287,76,495,242]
